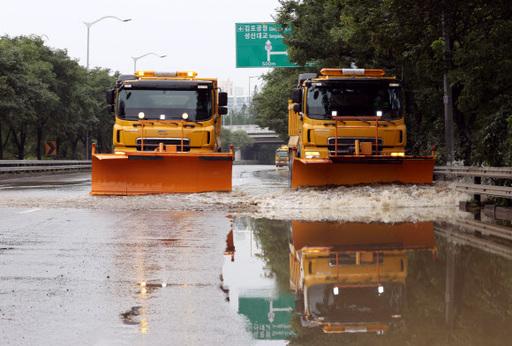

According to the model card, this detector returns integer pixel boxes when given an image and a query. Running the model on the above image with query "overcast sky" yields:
[1,0,282,95]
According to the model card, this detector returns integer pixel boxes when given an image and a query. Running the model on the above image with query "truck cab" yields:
[289,221,436,334]
[275,145,289,167]
[107,70,228,153]
[92,70,233,195]
[287,68,434,188]
[289,68,406,160]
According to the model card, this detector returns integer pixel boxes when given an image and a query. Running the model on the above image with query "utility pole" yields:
[442,11,455,164]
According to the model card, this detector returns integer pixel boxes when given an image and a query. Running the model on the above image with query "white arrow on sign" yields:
[267,298,293,323]
[264,40,288,63]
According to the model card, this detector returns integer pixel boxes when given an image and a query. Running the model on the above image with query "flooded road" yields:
[1,165,511,345]
[0,166,468,221]
[223,218,512,345]
[0,209,251,345]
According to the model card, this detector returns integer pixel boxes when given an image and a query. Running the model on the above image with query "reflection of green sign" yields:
[238,294,295,340]
[236,22,297,68]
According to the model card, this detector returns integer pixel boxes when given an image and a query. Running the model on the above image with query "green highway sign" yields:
[238,294,295,340]
[236,22,297,68]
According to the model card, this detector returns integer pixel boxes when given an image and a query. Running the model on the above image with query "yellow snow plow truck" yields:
[287,68,435,188]
[289,221,436,334]
[275,145,289,167]
[91,70,233,195]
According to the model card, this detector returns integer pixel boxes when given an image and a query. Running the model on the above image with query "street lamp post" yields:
[132,52,167,72]
[248,75,260,103]
[83,16,130,160]
[84,16,131,70]
[31,34,49,41]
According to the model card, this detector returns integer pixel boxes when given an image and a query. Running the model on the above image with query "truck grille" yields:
[327,137,383,156]
[329,252,384,266]
[136,138,190,152]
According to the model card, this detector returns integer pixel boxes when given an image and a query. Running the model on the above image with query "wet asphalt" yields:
[0,166,286,345]
[2,166,511,345]
[0,207,252,345]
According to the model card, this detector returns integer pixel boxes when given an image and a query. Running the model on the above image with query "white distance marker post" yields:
[138,112,145,151]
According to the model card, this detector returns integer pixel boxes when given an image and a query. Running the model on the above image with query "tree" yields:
[221,127,253,151]
[0,35,116,159]
[0,37,25,159]
[227,103,256,125]
[251,68,306,139]
[0,36,59,159]
[253,0,512,165]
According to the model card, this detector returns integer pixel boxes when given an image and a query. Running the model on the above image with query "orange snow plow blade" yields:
[291,156,434,189]
[291,220,435,251]
[91,150,233,195]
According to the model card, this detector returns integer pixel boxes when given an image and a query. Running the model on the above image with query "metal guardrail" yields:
[435,224,512,260]
[456,183,512,199]
[435,165,512,199]
[454,219,512,241]
[0,160,91,175]
[434,166,512,179]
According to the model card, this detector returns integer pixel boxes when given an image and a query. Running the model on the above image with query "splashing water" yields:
[0,166,470,222]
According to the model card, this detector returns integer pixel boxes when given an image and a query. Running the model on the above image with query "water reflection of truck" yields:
[289,221,435,334]
[275,145,289,167]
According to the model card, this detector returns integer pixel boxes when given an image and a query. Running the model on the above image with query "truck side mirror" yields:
[105,89,115,113]
[219,92,228,107]
[219,106,228,115]
[106,89,114,104]
[291,89,302,104]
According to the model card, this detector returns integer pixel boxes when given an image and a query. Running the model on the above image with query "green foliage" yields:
[253,0,512,165]
[231,129,254,149]
[227,104,256,125]
[251,218,291,291]
[220,127,254,150]
[0,35,116,159]
[252,68,307,139]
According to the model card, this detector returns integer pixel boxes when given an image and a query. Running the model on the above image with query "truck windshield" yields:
[307,283,402,323]
[118,89,212,121]
[306,81,402,119]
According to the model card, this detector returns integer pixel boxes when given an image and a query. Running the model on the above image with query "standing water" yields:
[222,216,512,344]
[1,165,510,345]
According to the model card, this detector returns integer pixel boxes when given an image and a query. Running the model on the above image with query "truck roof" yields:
[118,71,217,83]
[118,79,214,90]
[298,68,398,86]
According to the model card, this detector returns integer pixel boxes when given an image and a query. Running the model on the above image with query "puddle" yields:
[120,306,144,325]
[2,166,509,344]
[222,216,512,344]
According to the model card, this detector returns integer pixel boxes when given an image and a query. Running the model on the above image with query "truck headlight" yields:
[305,151,321,159]
[390,152,405,157]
